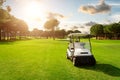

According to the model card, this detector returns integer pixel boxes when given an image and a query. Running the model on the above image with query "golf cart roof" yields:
[68,33,89,37]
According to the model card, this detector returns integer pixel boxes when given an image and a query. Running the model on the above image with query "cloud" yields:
[71,26,79,30]
[46,12,65,19]
[110,3,120,6]
[111,14,120,22]
[85,21,97,26]
[79,0,111,14]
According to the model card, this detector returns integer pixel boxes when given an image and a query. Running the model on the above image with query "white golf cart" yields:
[66,33,96,66]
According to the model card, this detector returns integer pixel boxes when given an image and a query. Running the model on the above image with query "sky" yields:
[3,0,120,32]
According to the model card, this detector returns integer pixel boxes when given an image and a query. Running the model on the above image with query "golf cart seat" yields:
[68,43,74,50]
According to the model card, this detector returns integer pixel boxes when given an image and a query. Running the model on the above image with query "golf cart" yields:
[66,33,96,66]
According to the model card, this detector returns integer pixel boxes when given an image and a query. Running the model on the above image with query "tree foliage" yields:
[44,19,59,30]
[90,22,120,40]
[90,24,103,35]
[0,5,28,41]
[74,30,81,33]
[44,18,59,40]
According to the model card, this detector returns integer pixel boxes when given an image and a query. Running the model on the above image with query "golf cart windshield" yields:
[68,33,91,50]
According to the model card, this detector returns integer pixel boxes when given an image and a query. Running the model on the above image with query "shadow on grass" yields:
[56,39,69,42]
[78,64,120,77]
[0,39,32,45]
[0,40,15,45]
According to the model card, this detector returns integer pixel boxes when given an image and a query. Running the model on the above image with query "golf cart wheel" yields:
[73,58,78,66]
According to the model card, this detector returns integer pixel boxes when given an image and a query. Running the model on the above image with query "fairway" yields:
[0,39,120,80]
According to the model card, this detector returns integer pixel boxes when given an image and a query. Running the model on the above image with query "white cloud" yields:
[59,22,95,33]
[85,21,97,26]
[111,14,120,22]
[110,3,120,6]
[79,0,111,14]
[46,12,65,20]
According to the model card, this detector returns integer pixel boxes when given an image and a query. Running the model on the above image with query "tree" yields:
[0,1,29,41]
[103,25,111,39]
[6,6,11,12]
[0,12,28,40]
[60,29,66,38]
[16,19,28,39]
[106,23,120,39]
[0,8,11,40]
[0,1,12,40]
[66,30,74,35]
[31,28,43,38]
[44,18,59,40]
[90,24,104,39]
[55,29,66,38]
[74,30,81,33]
[41,31,51,39]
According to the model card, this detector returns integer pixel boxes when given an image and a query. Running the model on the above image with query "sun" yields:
[24,1,46,20]
[23,1,47,30]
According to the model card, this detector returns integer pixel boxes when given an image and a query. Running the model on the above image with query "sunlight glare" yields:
[23,1,47,30]
[24,1,46,20]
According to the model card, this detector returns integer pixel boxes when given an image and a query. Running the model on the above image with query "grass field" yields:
[0,39,120,80]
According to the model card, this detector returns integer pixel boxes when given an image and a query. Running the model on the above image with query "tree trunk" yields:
[2,32,6,40]
[6,32,10,41]
[52,28,55,40]
[10,33,12,40]
[0,29,1,41]
[114,34,117,40]
[96,35,97,40]
[104,33,107,39]
[116,33,119,40]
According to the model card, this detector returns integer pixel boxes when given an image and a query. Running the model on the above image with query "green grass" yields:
[0,39,120,80]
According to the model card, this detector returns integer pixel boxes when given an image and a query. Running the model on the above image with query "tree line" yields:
[0,6,81,41]
[90,22,120,40]
[0,8,29,41]
[30,28,81,39]
[0,1,30,41]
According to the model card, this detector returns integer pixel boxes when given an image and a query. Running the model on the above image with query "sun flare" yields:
[24,1,46,20]
[23,1,47,30]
